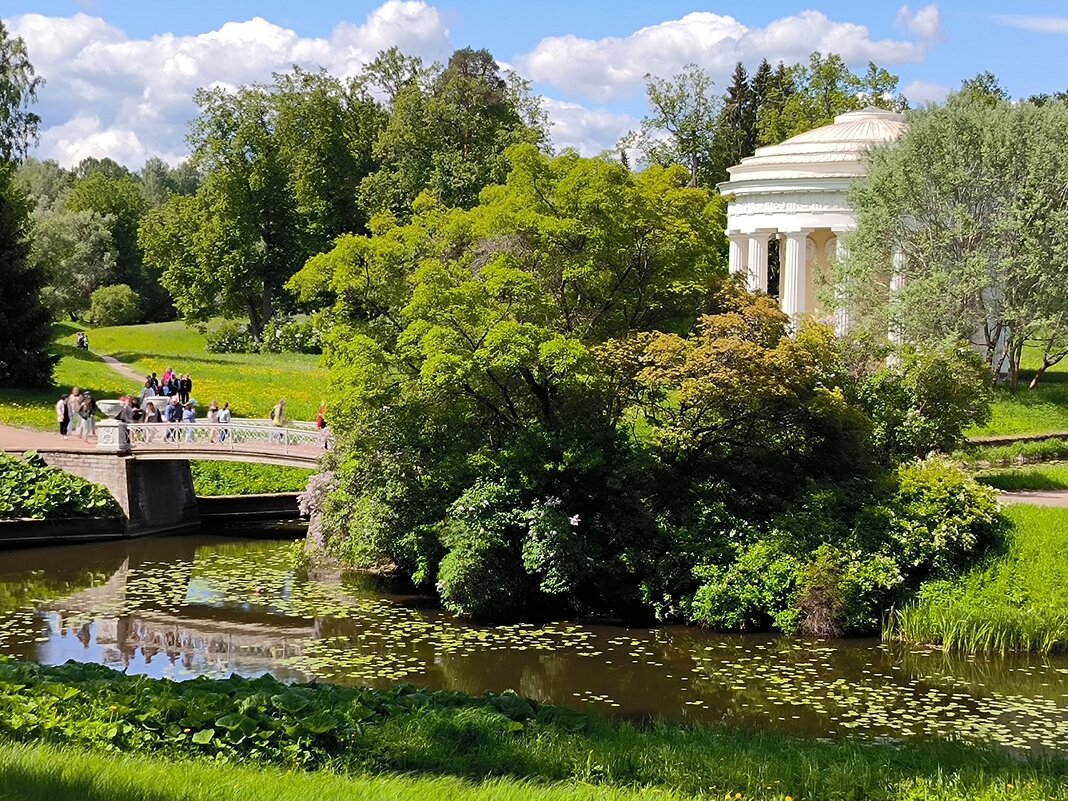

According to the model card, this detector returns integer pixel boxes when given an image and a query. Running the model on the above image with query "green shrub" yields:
[260,317,323,354]
[205,320,256,354]
[691,541,802,632]
[190,461,312,496]
[856,344,992,460]
[88,284,140,326]
[0,452,119,520]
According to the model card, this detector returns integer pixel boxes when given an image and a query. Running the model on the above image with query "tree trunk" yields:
[246,297,262,343]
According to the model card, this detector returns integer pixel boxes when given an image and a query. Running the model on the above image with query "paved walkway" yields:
[999,490,1068,508]
[0,423,96,453]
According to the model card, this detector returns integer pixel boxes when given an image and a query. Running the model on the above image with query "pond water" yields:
[1,534,1066,754]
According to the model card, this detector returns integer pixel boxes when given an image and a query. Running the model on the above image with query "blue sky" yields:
[5,1,1068,166]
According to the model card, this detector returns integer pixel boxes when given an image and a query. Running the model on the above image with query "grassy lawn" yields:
[88,321,326,421]
[190,461,313,495]
[888,505,1068,654]
[0,321,327,430]
[975,463,1068,491]
[968,349,1068,438]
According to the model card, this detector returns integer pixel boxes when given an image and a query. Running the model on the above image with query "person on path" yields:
[207,400,220,443]
[56,394,70,438]
[177,374,189,404]
[182,402,196,443]
[66,388,83,439]
[78,392,97,441]
[218,402,231,443]
[270,399,286,444]
[316,403,328,449]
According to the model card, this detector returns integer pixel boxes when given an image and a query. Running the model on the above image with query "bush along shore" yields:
[1,658,1067,801]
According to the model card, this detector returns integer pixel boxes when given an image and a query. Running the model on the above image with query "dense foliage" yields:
[1,658,1065,801]
[189,461,312,496]
[298,146,999,631]
[88,284,140,327]
[205,317,323,355]
[0,452,119,520]
[840,93,1068,388]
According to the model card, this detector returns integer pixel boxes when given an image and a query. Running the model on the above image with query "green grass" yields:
[0,321,327,431]
[975,463,1068,491]
[969,349,1068,438]
[1,660,1067,801]
[190,461,313,496]
[954,437,1068,468]
[887,505,1068,654]
[87,321,326,421]
[0,742,685,801]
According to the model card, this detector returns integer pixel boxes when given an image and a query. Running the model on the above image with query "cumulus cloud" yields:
[542,99,638,157]
[518,8,940,103]
[992,15,1068,34]
[11,1,452,166]
[903,79,949,105]
[896,5,942,40]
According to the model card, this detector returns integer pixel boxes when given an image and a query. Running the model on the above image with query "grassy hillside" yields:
[968,349,1068,438]
[0,321,326,430]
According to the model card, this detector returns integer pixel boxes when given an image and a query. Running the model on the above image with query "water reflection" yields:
[0,536,1066,754]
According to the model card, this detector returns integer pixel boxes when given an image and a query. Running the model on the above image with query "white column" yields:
[888,249,905,347]
[746,234,769,293]
[832,235,851,337]
[727,235,749,278]
[781,231,808,324]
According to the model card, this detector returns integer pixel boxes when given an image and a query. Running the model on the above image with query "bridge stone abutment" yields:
[36,452,200,537]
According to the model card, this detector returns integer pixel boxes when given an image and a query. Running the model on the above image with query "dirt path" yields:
[999,490,1068,508]
[100,355,144,383]
[0,423,96,453]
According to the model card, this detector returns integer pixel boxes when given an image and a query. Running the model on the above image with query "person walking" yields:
[78,392,97,441]
[144,401,162,442]
[56,394,70,438]
[139,378,154,406]
[66,388,82,435]
[207,400,220,443]
[182,402,197,443]
[218,401,231,443]
[270,399,286,444]
[316,403,328,449]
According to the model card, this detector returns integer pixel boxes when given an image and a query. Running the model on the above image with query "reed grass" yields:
[887,505,1068,654]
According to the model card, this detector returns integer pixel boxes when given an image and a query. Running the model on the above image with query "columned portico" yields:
[718,107,907,332]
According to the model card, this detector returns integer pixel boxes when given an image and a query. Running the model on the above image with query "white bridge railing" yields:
[96,419,329,456]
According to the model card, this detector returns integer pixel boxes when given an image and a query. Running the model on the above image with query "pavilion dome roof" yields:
[721,107,907,187]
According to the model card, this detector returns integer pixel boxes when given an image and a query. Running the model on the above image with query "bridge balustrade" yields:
[97,418,329,456]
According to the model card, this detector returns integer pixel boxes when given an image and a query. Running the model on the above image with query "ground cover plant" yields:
[0,452,118,520]
[190,461,312,496]
[974,463,1068,492]
[887,504,1068,654]
[0,658,1066,801]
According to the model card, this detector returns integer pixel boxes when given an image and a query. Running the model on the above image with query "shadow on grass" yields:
[106,351,263,367]
[976,468,1068,492]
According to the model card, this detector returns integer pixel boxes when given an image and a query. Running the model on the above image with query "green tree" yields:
[623,64,722,187]
[139,157,200,207]
[359,47,546,218]
[29,206,117,320]
[89,283,140,326]
[0,21,53,386]
[15,158,72,210]
[65,172,150,301]
[715,62,754,178]
[838,94,1068,388]
[758,52,905,145]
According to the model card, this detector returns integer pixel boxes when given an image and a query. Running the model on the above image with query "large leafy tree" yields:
[141,68,385,339]
[359,47,547,218]
[838,93,1068,388]
[29,206,117,320]
[0,20,54,386]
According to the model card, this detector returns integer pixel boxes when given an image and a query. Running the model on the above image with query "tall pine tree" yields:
[715,62,753,180]
[0,22,54,387]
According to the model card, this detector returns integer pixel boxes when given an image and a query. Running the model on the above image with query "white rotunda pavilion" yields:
[718,107,907,329]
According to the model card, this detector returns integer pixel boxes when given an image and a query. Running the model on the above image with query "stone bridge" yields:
[2,419,325,540]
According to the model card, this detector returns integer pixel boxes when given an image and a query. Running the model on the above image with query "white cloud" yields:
[992,15,1068,34]
[518,8,939,102]
[542,99,638,157]
[895,5,942,40]
[903,79,949,105]
[11,1,452,166]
